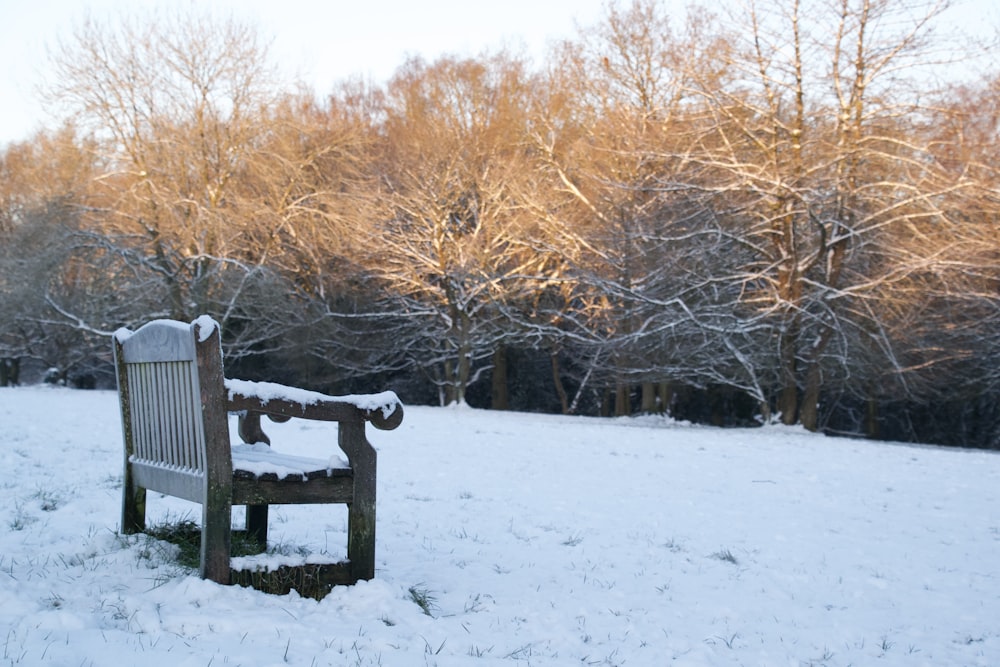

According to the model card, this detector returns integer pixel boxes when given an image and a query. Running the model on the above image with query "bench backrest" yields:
[113,317,232,502]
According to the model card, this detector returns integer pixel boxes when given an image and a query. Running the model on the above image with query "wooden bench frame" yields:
[112,316,403,585]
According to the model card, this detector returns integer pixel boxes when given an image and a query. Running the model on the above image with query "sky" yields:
[0,0,996,147]
[0,0,610,146]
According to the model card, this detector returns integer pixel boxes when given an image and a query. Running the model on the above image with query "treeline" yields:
[2,0,999,447]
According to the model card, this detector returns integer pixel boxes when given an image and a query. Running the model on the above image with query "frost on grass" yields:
[710,548,739,565]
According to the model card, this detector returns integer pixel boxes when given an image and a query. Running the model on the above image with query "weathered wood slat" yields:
[232,476,355,505]
[230,560,355,598]
[125,360,206,472]
[130,461,204,503]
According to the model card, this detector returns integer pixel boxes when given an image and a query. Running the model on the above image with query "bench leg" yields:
[201,499,232,584]
[246,504,269,549]
[121,472,146,534]
[348,449,376,581]
[342,421,377,582]
[347,499,375,581]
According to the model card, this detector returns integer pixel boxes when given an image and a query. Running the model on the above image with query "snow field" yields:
[0,386,997,666]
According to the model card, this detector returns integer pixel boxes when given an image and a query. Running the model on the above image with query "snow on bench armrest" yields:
[225,378,403,430]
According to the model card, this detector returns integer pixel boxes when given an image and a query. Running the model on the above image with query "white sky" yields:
[0,0,996,147]
[0,0,611,146]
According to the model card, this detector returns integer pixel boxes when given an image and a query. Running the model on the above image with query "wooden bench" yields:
[112,316,403,586]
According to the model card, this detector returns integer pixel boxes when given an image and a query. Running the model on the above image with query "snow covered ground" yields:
[1,385,998,666]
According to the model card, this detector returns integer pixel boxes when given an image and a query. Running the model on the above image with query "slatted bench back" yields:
[124,357,206,474]
[113,320,228,503]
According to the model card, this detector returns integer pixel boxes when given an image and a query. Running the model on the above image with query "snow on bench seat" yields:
[231,443,350,481]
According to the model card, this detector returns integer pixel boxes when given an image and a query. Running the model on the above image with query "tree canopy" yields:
[2,0,998,448]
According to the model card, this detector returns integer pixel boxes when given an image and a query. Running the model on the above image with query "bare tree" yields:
[0,128,109,384]
[45,8,279,331]
[527,0,741,415]
[676,0,973,429]
[219,85,406,386]
[364,53,548,405]
[851,69,1000,445]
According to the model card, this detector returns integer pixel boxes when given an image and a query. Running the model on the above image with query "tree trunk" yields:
[865,396,880,439]
[778,385,798,425]
[600,387,613,417]
[551,352,569,415]
[799,360,823,432]
[491,345,509,410]
[778,332,799,425]
[443,360,457,406]
[658,381,674,416]
[456,351,470,405]
[615,380,630,417]
[640,382,657,413]
[709,386,725,426]
[757,400,772,424]
[451,311,472,405]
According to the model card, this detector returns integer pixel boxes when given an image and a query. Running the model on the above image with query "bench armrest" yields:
[225,379,404,431]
